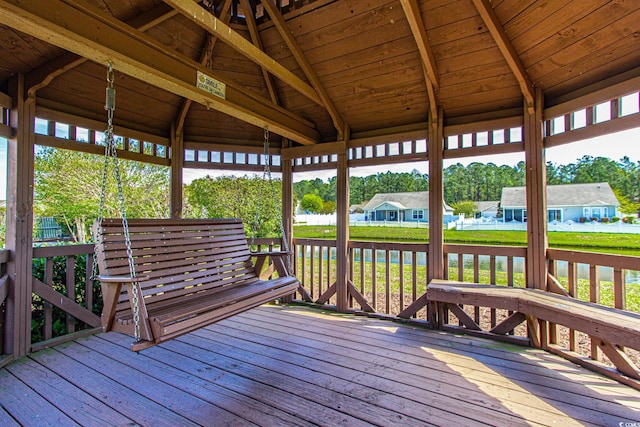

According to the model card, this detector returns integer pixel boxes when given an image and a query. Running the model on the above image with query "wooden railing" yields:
[546,248,640,370]
[0,249,10,358]
[24,240,640,380]
[31,244,100,351]
[293,239,530,324]
[349,241,429,318]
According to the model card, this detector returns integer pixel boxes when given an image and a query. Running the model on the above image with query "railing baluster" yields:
[385,250,390,314]
[44,257,54,341]
[399,251,405,313]
[310,245,315,299]
[65,255,75,334]
[371,249,377,311]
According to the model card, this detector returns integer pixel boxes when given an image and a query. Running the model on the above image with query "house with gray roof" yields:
[475,201,499,219]
[362,191,453,223]
[500,182,620,223]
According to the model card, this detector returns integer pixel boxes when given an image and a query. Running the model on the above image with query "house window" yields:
[505,209,513,222]
[412,209,424,220]
[603,207,608,218]
[548,209,562,222]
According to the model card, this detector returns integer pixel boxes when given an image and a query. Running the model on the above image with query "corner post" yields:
[170,122,184,218]
[427,107,444,281]
[335,129,350,312]
[281,138,294,270]
[524,87,547,290]
[5,74,35,358]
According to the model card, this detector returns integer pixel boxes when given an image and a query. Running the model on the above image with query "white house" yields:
[500,182,620,223]
[362,191,454,223]
[475,201,499,219]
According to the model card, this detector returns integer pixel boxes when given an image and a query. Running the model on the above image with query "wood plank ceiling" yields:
[0,0,638,148]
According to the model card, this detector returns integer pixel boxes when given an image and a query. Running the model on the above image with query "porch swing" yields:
[92,64,300,352]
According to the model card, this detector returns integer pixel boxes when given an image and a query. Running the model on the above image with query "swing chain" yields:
[260,127,292,274]
[92,63,141,343]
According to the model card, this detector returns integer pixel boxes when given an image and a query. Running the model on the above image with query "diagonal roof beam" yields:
[25,3,179,95]
[260,0,346,140]
[175,0,233,135]
[240,0,280,105]
[164,0,323,107]
[471,0,535,114]
[0,0,319,144]
[399,0,439,120]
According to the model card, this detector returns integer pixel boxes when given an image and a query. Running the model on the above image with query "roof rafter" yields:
[240,0,280,105]
[399,0,439,121]
[175,0,233,135]
[164,0,323,107]
[260,0,346,140]
[0,0,319,144]
[25,3,178,95]
[471,0,535,114]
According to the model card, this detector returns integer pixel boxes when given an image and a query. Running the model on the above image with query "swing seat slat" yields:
[93,218,299,351]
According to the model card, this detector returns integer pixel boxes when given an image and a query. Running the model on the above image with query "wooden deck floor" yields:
[1,305,639,426]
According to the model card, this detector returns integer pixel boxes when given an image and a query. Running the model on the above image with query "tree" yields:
[451,200,478,217]
[321,200,336,214]
[184,175,282,239]
[300,194,324,213]
[34,147,170,243]
[613,189,640,216]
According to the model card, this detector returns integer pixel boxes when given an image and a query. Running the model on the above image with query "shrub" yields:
[590,217,598,222]
[579,217,587,223]
[612,216,620,223]
[622,216,636,224]
[600,217,610,223]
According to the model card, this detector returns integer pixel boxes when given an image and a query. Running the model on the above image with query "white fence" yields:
[455,219,640,234]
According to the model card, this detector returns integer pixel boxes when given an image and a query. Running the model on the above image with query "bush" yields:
[612,216,620,223]
[600,217,610,223]
[579,217,587,223]
[589,217,598,222]
[622,216,636,224]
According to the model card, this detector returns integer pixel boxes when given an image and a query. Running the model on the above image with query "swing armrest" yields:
[252,250,292,257]
[97,275,150,284]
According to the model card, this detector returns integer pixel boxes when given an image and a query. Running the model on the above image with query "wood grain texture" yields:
[2,305,639,426]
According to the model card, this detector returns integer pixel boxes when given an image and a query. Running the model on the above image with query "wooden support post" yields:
[170,122,184,218]
[281,138,294,274]
[428,107,444,281]
[335,134,350,312]
[524,87,547,291]
[5,74,35,358]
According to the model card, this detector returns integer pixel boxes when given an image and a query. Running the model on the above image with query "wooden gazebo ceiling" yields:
[1,0,639,148]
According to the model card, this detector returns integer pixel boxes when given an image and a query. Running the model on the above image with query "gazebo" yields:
[1,0,639,424]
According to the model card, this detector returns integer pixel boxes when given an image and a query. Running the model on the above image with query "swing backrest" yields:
[94,218,259,311]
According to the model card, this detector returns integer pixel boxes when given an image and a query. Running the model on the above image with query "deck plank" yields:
[0,367,79,426]
[2,304,640,426]
[207,308,639,426]
[246,306,640,403]
[99,332,372,427]
[28,347,199,427]
[51,341,254,426]
[79,334,316,427]
[0,405,20,427]
[6,356,134,426]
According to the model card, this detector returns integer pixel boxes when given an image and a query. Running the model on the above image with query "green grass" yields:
[293,225,640,256]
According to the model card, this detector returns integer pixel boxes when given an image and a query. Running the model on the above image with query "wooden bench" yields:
[93,218,300,351]
[427,279,640,386]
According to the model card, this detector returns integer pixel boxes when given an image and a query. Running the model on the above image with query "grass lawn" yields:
[293,225,640,256]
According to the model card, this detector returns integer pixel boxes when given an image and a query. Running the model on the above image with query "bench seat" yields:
[94,218,300,351]
[427,279,640,385]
